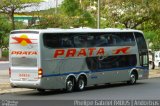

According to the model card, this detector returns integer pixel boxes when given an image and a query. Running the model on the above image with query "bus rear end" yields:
[9,30,41,88]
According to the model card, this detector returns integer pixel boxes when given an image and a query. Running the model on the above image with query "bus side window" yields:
[74,35,88,47]
[94,35,108,47]
[107,35,113,45]
[74,34,95,47]
[61,37,74,48]
[105,34,123,46]
[43,33,61,48]
[121,33,135,45]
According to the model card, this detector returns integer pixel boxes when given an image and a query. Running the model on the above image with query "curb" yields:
[0,61,9,64]
[0,83,32,94]
[149,75,160,78]
[0,88,33,94]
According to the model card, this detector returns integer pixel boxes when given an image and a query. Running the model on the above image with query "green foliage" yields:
[2,49,9,57]
[31,14,71,29]
[144,31,160,50]
[74,11,96,27]
[99,0,160,29]
[0,0,43,29]
[0,15,12,32]
[15,21,28,29]
[0,15,11,48]
[98,0,160,50]
[60,0,96,28]
[60,0,80,16]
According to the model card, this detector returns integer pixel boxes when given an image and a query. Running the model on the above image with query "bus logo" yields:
[113,47,130,54]
[12,34,37,46]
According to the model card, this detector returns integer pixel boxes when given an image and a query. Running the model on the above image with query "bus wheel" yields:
[127,72,137,85]
[37,89,45,93]
[66,78,75,92]
[77,76,86,91]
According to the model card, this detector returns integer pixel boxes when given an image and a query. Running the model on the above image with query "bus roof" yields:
[11,28,143,34]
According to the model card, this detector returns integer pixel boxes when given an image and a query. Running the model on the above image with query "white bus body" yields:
[9,28,149,92]
[154,51,160,67]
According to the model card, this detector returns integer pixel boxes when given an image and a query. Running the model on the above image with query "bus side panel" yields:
[39,40,67,89]
[87,71,119,85]
[87,46,138,85]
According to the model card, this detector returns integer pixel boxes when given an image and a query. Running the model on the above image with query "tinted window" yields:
[43,33,74,48]
[86,55,137,70]
[134,32,149,67]
[73,33,135,47]
[134,32,147,50]
[12,58,37,67]
[73,34,95,47]
[104,33,135,46]
[43,33,135,48]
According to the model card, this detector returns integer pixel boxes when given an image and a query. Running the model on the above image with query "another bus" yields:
[9,28,149,92]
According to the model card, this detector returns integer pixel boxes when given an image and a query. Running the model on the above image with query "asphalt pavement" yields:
[0,62,9,70]
[0,78,160,100]
[0,63,160,106]
[0,62,160,95]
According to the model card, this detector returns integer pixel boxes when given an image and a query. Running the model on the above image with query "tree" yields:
[0,0,43,30]
[95,0,158,29]
[60,0,96,28]
[98,0,160,50]
[33,14,72,29]
[0,15,12,58]
[60,0,80,16]
[0,15,12,48]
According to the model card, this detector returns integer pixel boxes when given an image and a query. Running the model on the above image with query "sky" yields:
[21,0,63,12]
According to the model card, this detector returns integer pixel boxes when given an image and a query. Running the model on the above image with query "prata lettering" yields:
[11,51,37,55]
[54,48,105,58]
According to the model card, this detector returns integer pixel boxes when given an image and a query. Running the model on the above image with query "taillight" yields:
[38,68,43,78]
[9,68,11,77]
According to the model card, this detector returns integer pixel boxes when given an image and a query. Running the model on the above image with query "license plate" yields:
[19,73,30,78]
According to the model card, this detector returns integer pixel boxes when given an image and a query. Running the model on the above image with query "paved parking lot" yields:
[0,67,160,94]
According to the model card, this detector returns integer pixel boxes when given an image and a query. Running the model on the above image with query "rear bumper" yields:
[10,79,41,89]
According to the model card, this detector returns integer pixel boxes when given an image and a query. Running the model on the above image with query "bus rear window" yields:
[12,58,37,67]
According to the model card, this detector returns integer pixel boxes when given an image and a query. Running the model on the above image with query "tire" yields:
[37,89,45,93]
[76,76,86,91]
[10,84,16,88]
[127,72,137,85]
[66,78,75,92]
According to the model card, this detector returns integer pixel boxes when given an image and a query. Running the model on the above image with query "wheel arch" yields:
[77,73,88,86]
[65,74,76,85]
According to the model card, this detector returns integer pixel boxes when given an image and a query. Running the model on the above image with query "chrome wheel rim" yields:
[79,80,85,90]
[131,74,136,84]
[67,80,73,91]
